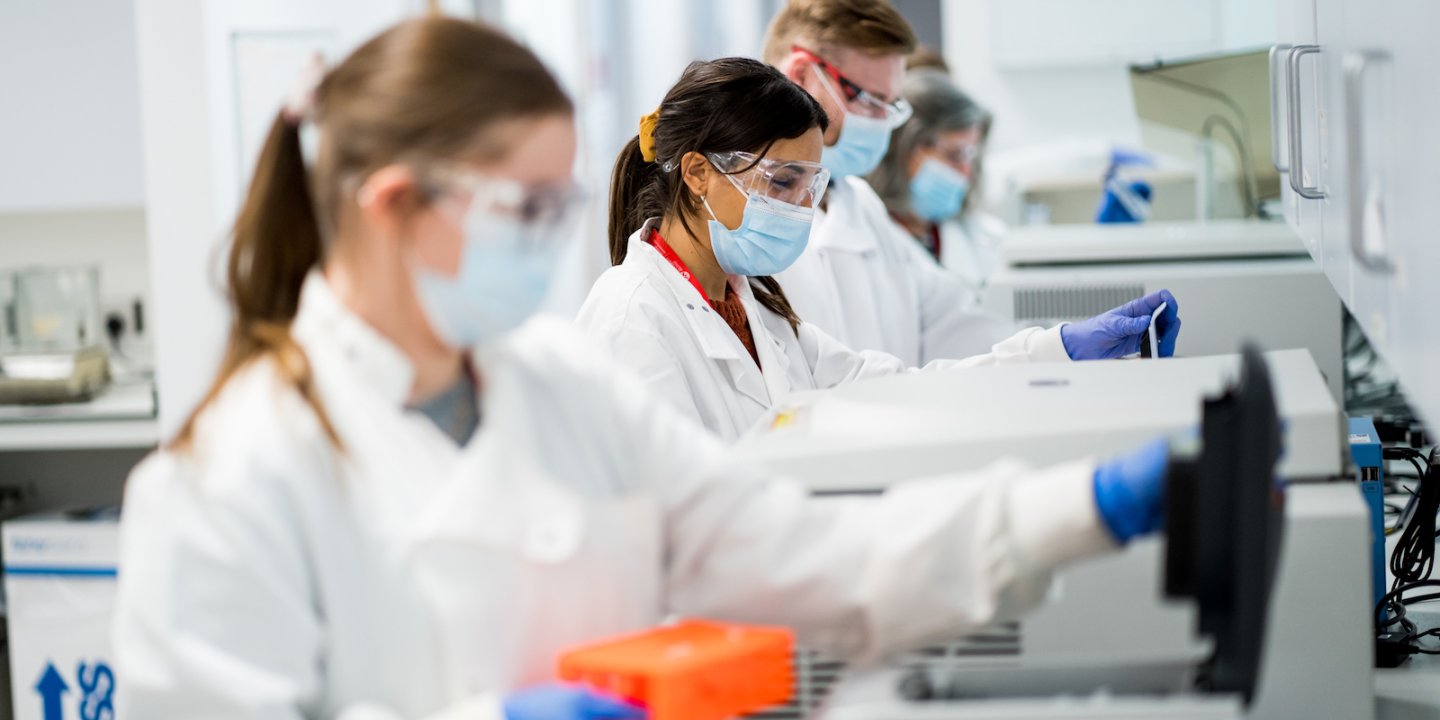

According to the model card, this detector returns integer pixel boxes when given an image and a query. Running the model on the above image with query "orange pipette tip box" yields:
[557,620,794,720]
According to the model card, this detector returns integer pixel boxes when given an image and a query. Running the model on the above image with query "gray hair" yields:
[869,68,992,219]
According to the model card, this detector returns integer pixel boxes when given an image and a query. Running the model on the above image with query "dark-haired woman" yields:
[115,24,1171,720]
[577,58,1179,444]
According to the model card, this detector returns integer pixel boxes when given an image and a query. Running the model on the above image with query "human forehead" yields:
[463,114,576,184]
[933,126,984,147]
[758,129,824,164]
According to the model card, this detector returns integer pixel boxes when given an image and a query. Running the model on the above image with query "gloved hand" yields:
[1093,438,1170,544]
[504,684,646,720]
[1060,289,1181,360]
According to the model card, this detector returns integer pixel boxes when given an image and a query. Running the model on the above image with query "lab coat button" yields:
[686,303,695,310]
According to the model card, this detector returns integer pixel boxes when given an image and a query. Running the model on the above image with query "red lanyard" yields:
[648,228,708,300]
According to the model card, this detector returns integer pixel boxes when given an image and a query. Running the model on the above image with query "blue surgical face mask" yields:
[702,187,815,277]
[821,112,892,179]
[814,67,894,178]
[410,210,562,349]
[909,156,970,222]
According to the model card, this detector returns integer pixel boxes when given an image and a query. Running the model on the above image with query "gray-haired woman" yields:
[869,69,1006,293]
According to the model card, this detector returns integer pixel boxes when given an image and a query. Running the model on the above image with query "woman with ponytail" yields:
[580,58,1137,443]
[116,20,1173,720]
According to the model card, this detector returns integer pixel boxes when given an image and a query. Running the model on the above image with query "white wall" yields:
[0,1,151,361]
[941,0,1278,155]
[135,0,434,437]
[134,0,226,439]
[0,210,151,320]
[0,0,145,212]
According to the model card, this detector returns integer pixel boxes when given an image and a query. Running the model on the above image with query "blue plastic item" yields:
[504,684,648,720]
[1096,148,1155,224]
[1347,417,1386,613]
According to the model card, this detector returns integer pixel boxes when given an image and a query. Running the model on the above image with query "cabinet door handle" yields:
[1270,44,1294,173]
[1286,45,1326,199]
[1344,49,1395,273]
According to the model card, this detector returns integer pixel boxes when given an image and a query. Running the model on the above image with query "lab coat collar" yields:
[623,221,774,407]
[811,177,881,254]
[291,271,417,409]
[625,220,745,362]
[732,277,794,404]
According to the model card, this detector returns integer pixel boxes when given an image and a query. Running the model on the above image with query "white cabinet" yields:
[1273,0,1324,262]
[1312,0,1351,309]
[1271,0,1440,427]
[1368,2,1440,427]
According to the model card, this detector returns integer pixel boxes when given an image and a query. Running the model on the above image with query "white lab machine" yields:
[981,220,1344,402]
[736,350,1372,720]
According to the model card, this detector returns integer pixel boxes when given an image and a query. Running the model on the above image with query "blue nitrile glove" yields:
[1096,179,1153,223]
[1060,289,1181,360]
[1093,438,1170,544]
[504,684,647,720]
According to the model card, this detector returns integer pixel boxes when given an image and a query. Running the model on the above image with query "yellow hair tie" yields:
[638,107,661,163]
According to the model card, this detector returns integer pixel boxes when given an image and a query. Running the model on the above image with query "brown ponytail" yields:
[605,58,828,333]
[607,136,663,266]
[171,113,334,449]
[171,17,571,450]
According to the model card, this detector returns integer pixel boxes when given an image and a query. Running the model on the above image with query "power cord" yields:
[1376,581,1440,665]
[1386,448,1437,584]
[1376,447,1440,666]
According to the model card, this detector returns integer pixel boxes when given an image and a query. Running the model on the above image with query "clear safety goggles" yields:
[927,139,981,170]
[707,151,830,209]
[794,45,914,127]
[423,162,588,241]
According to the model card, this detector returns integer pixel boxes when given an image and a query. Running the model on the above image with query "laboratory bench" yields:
[0,380,157,452]
[0,378,155,524]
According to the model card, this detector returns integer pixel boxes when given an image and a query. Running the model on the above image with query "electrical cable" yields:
[1387,448,1436,588]
[1376,450,1440,661]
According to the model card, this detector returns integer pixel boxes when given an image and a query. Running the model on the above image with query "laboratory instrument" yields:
[0,266,110,403]
[738,348,1371,720]
[982,220,1343,399]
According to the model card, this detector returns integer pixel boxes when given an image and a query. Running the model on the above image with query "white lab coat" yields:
[114,273,1114,720]
[574,219,1069,442]
[936,211,1007,295]
[776,177,1018,365]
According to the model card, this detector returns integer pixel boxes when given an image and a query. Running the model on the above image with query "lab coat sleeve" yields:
[800,321,1070,391]
[609,367,1117,665]
[114,454,506,720]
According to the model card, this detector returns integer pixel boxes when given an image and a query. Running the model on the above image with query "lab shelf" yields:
[0,381,158,451]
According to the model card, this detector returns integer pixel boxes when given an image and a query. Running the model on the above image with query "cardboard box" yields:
[4,510,119,720]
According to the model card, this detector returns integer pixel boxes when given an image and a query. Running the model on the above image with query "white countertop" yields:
[0,380,158,451]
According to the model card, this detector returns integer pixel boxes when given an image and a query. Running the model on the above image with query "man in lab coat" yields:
[766,0,1020,364]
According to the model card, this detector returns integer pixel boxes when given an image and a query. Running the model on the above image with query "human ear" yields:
[356,165,422,244]
[679,151,712,201]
